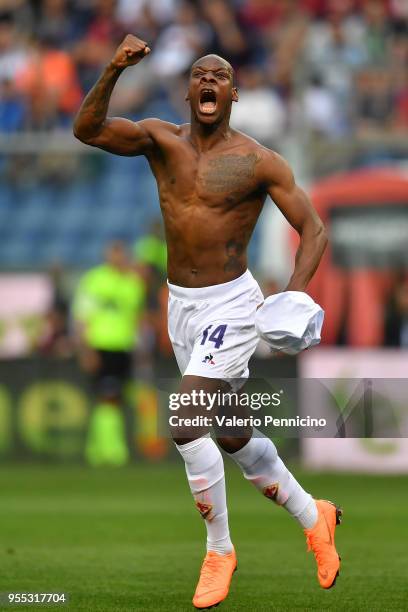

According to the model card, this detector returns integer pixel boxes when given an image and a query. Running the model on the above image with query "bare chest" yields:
[160,151,261,207]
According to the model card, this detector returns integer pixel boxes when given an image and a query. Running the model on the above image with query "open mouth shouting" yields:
[199,88,217,115]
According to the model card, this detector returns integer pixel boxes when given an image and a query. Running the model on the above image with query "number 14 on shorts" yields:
[200,324,227,349]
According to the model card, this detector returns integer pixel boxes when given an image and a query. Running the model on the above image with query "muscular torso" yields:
[147,124,267,287]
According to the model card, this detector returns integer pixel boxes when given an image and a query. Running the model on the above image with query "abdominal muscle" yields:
[166,245,248,288]
[163,206,250,288]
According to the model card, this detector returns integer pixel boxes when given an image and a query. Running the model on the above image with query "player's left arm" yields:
[259,149,328,292]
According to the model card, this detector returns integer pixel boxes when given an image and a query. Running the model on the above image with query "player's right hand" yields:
[111,34,151,69]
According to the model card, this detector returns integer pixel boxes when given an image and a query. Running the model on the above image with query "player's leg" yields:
[172,374,233,555]
[218,430,341,588]
[171,375,237,609]
[218,430,317,526]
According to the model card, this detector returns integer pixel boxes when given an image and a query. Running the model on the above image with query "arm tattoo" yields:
[74,64,122,139]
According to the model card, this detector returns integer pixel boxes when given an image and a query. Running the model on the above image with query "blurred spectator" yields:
[395,82,408,129]
[115,3,160,74]
[0,0,34,30]
[73,240,146,466]
[390,19,408,130]
[36,306,72,357]
[116,0,176,30]
[201,0,250,68]
[74,0,123,93]
[0,14,29,83]
[304,2,367,133]
[0,78,25,132]
[355,68,394,133]
[238,0,280,33]
[361,0,392,65]
[324,0,364,46]
[384,272,408,347]
[231,65,287,144]
[108,0,169,114]
[35,261,72,358]
[302,74,345,138]
[267,0,310,97]
[0,0,28,10]
[390,0,408,20]
[108,65,152,116]
[150,1,210,78]
[35,0,80,49]
[16,35,82,129]
[86,0,124,45]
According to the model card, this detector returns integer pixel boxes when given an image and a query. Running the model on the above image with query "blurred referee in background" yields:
[73,240,145,466]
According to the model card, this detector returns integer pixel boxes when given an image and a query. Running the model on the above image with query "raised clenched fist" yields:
[111,34,151,69]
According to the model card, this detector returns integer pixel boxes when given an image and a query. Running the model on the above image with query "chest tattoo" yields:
[202,153,258,194]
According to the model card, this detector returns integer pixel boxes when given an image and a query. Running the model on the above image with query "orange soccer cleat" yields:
[192,549,237,609]
[304,499,343,589]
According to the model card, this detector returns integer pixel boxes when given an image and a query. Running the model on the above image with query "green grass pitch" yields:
[0,463,407,611]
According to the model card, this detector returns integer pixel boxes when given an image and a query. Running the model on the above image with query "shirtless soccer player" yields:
[74,35,342,609]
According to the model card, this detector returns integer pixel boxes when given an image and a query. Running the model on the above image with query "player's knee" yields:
[171,424,201,445]
[216,435,251,454]
[169,406,209,444]
[170,418,208,441]
[170,421,209,445]
[172,434,200,445]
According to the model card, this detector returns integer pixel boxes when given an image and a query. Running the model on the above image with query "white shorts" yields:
[167,270,264,385]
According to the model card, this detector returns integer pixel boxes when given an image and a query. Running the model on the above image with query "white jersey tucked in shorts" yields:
[167,269,264,385]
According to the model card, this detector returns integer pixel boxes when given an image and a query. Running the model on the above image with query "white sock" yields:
[176,435,233,554]
[228,432,318,529]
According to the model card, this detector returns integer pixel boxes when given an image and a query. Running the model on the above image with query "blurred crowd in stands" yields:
[0,0,407,360]
[0,0,407,140]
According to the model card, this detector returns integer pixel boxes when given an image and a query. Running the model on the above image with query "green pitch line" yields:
[0,464,407,611]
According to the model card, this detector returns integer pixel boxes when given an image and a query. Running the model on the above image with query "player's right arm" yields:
[73,35,155,156]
